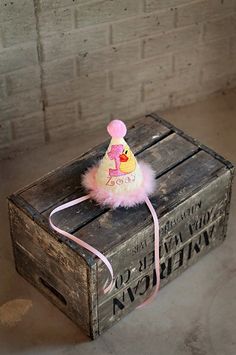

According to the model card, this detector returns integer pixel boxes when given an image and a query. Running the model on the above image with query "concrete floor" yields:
[0,89,236,355]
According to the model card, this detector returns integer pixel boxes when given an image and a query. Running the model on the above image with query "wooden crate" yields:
[8,114,234,339]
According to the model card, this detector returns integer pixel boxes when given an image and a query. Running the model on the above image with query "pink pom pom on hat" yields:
[82,119,156,208]
[107,119,127,138]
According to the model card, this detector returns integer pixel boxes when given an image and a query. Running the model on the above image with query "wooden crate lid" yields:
[9,114,232,264]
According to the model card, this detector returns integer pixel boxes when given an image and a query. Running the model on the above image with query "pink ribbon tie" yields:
[49,194,160,306]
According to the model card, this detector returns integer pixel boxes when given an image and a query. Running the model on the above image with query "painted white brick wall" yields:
[0,0,236,158]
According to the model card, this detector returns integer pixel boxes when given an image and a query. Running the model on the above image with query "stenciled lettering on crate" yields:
[8,114,234,339]
[110,217,222,313]
[97,170,230,330]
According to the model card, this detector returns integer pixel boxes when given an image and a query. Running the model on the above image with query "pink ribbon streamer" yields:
[49,195,114,294]
[137,196,160,308]
[49,195,160,306]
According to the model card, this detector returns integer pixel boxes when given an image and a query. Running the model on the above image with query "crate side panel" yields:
[97,169,231,305]
[8,202,95,335]
[14,243,96,336]
[98,168,232,332]
[9,202,88,289]
[98,215,225,333]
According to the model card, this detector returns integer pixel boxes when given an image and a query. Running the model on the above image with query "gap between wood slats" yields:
[149,113,234,170]
[18,117,170,204]
[40,129,174,215]
[41,132,198,234]
[69,148,201,236]
[71,151,225,257]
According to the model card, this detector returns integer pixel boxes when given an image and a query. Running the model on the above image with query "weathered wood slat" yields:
[9,200,97,336]
[43,133,198,234]
[97,169,231,305]
[98,214,226,333]
[9,202,89,291]
[150,113,234,170]
[73,151,225,256]
[8,114,234,339]
[19,116,170,213]
[14,243,92,334]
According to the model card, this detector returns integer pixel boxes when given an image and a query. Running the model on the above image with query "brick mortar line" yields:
[41,39,140,66]
[108,24,113,45]
[100,6,175,27]
[39,11,235,66]
[32,0,49,143]
[39,4,176,40]
[109,22,203,48]
[108,9,235,47]
[175,0,207,9]
[44,51,171,80]
[108,71,113,90]
[39,0,110,12]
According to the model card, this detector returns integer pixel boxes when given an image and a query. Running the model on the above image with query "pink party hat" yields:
[82,119,156,208]
[50,119,160,305]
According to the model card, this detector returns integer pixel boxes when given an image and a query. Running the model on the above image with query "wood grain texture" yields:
[8,114,234,339]
[150,113,234,170]
[43,132,198,234]
[97,169,231,303]
[19,116,170,213]
[98,213,226,333]
[8,201,94,336]
[73,151,225,256]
